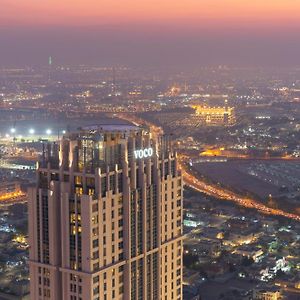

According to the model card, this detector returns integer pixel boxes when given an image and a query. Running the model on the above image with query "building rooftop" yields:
[80,123,141,132]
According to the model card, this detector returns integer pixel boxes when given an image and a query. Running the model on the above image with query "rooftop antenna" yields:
[48,56,52,81]
[112,67,116,96]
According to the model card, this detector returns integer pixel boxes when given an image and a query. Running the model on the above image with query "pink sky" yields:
[1,0,300,66]
[2,0,300,28]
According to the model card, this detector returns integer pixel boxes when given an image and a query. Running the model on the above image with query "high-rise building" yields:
[28,124,183,300]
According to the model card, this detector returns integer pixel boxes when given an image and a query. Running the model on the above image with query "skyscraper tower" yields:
[111,67,118,99]
[28,124,183,300]
[48,56,52,82]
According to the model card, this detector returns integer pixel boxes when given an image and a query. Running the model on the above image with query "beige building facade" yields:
[28,125,183,300]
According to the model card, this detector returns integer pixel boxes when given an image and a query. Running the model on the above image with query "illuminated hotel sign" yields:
[134,148,153,159]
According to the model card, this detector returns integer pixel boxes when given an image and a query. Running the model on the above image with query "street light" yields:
[29,129,35,135]
[10,128,16,133]
[46,129,52,135]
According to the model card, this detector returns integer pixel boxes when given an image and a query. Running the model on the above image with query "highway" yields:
[117,113,300,222]
[180,161,300,221]
[0,191,27,205]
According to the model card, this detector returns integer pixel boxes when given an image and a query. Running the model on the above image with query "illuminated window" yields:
[75,187,83,195]
[88,188,95,196]
[75,176,82,185]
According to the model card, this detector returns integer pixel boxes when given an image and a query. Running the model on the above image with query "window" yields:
[93,239,99,248]
[75,176,82,185]
[118,207,123,216]
[93,263,99,271]
[92,227,99,236]
[119,285,124,294]
[92,216,98,225]
[92,203,98,212]
[86,177,95,186]
[93,286,99,295]
[118,241,123,249]
[75,187,83,195]
[93,276,99,284]
[118,196,123,205]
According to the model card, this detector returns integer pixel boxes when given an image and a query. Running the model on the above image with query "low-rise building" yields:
[253,286,282,300]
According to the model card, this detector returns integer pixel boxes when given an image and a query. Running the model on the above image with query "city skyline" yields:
[1,63,300,300]
[1,1,300,299]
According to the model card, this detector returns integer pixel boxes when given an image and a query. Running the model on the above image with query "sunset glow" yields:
[2,0,300,28]
[1,0,300,66]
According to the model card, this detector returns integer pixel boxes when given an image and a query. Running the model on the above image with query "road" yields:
[0,191,27,205]
[116,113,300,222]
[180,161,300,221]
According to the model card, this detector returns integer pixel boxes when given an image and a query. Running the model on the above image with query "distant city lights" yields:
[2,127,68,139]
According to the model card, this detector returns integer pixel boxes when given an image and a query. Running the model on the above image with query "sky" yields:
[1,0,300,67]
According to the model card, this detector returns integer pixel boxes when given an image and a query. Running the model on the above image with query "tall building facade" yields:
[28,125,183,300]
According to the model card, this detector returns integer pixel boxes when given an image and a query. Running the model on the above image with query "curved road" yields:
[181,162,300,221]
[118,113,300,222]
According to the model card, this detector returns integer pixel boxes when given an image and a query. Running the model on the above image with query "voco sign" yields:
[134,147,153,159]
